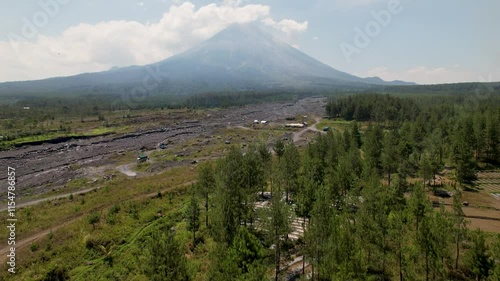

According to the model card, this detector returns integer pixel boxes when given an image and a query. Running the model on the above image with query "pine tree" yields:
[306,187,333,280]
[388,209,407,281]
[350,121,362,148]
[273,139,285,160]
[485,112,499,162]
[261,192,293,281]
[465,229,493,281]
[198,162,215,227]
[358,174,389,274]
[408,184,430,231]
[419,152,433,188]
[281,142,300,203]
[382,130,399,186]
[451,119,477,185]
[242,145,265,225]
[452,189,468,270]
[143,228,189,281]
[186,190,200,245]
[226,227,266,278]
[363,123,384,173]
[258,142,272,197]
[490,234,500,281]
[212,148,245,244]
[473,112,486,159]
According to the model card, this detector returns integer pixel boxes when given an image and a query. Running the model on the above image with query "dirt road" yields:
[293,117,324,143]
[0,187,98,212]
[0,180,196,263]
[117,163,138,177]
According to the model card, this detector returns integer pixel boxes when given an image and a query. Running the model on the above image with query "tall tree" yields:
[388,209,407,281]
[465,229,493,281]
[408,184,430,231]
[350,121,362,148]
[261,193,293,281]
[212,148,245,244]
[281,142,301,203]
[452,189,468,270]
[273,139,285,160]
[306,186,333,280]
[229,227,266,274]
[382,130,400,186]
[419,152,433,188]
[473,112,486,159]
[143,228,189,281]
[258,142,272,197]
[450,122,477,185]
[363,123,384,173]
[485,112,499,162]
[490,234,500,281]
[358,175,389,274]
[198,162,216,227]
[186,190,200,245]
[242,145,265,225]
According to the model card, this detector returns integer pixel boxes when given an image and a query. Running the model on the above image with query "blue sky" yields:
[1,0,499,84]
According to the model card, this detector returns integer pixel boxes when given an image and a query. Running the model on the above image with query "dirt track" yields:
[0,180,196,264]
[0,97,327,203]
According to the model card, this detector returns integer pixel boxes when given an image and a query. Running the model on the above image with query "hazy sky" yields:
[1,0,499,84]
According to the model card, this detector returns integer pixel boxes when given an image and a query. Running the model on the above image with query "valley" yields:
[0,5,499,280]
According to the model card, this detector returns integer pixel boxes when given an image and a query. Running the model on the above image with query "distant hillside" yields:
[0,24,414,97]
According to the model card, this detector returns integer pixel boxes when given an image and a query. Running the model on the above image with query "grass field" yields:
[315,119,354,132]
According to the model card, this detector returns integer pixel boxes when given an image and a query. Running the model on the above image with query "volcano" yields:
[0,23,413,96]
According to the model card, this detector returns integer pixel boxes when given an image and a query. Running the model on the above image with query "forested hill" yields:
[188,93,500,280]
[381,81,500,95]
[326,92,500,123]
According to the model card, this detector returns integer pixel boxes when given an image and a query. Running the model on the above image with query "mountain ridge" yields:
[0,23,414,96]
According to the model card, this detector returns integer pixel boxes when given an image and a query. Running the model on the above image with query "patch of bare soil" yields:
[0,97,327,202]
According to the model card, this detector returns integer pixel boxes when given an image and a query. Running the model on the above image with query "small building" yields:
[286,123,305,128]
[260,120,267,124]
[23,106,30,110]
[254,120,259,124]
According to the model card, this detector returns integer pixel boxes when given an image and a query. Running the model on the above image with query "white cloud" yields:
[0,1,307,82]
[363,66,493,84]
[262,18,308,36]
[138,2,144,7]
[223,0,247,7]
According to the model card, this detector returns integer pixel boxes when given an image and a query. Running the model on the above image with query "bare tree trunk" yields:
[311,263,315,281]
[205,194,209,228]
[275,239,280,281]
[426,250,429,281]
[455,236,460,270]
[302,254,305,276]
[399,245,403,281]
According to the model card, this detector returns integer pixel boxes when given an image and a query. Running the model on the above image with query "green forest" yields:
[2,91,500,281]
[140,94,500,280]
